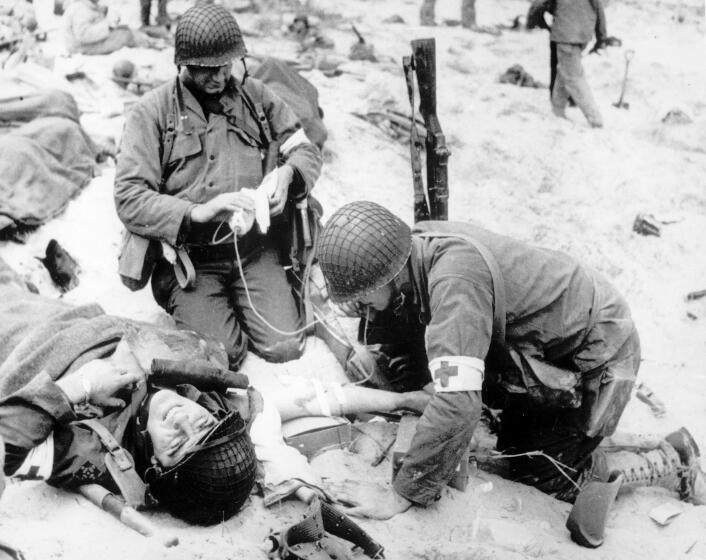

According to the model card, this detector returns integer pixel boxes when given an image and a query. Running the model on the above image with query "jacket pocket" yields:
[164,131,203,188]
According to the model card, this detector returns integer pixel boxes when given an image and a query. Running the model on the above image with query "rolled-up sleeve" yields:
[114,93,193,245]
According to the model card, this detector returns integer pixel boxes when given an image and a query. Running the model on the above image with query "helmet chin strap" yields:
[389,261,411,316]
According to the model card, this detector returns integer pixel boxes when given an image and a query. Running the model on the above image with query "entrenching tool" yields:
[613,49,634,109]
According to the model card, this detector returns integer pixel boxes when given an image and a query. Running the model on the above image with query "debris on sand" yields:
[498,64,545,89]
[36,239,80,292]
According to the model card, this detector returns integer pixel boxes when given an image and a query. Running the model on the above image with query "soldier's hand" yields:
[58,360,143,408]
[190,192,255,223]
[327,480,412,520]
[345,343,387,383]
[269,164,293,217]
[588,40,606,55]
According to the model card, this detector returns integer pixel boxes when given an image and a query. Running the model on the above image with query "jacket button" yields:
[209,155,215,161]
[208,181,214,187]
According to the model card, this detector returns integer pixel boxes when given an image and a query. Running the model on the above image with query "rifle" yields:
[407,39,451,222]
[403,56,429,222]
[150,359,250,392]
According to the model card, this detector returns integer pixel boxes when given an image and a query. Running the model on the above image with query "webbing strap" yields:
[415,229,506,346]
[77,419,147,509]
[172,246,196,289]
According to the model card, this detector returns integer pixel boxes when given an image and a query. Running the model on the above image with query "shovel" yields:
[613,50,635,109]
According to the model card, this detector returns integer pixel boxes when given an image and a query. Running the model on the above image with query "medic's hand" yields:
[58,360,143,409]
[327,480,412,520]
[345,343,388,384]
[269,164,293,217]
[190,192,255,223]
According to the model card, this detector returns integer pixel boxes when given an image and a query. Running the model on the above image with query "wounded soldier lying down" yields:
[0,260,428,525]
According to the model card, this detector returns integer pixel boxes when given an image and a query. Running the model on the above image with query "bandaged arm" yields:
[393,276,493,506]
[248,396,321,491]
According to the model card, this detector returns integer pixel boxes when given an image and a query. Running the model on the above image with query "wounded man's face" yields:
[147,390,216,467]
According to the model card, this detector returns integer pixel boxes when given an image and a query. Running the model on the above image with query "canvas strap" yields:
[77,419,147,509]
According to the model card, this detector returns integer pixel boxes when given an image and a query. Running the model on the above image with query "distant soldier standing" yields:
[530,0,608,127]
[420,0,476,28]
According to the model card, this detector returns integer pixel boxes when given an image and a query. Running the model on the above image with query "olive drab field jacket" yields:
[550,0,607,45]
[114,75,322,285]
[390,221,638,506]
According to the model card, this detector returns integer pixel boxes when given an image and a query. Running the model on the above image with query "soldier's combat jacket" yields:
[114,75,321,246]
[550,0,607,45]
[386,222,639,506]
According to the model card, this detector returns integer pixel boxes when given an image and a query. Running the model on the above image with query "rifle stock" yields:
[411,39,450,221]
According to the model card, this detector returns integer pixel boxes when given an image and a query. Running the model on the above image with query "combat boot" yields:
[603,442,682,492]
[602,427,706,504]
[665,427,706,505]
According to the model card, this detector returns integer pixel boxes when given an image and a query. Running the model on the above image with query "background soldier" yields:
[420,0,477,28]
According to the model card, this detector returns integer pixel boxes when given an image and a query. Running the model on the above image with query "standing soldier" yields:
[114,4,322,369]
[530,0,608,127]
[139,0,168,29]
[316,201,705,524]
[420,0,476,28]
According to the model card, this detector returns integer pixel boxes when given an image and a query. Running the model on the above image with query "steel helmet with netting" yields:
[146,410,256,526]
[174,3,247,67]
[317,201,412,303]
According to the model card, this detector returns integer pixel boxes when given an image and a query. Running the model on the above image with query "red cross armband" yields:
[429,356,484,393]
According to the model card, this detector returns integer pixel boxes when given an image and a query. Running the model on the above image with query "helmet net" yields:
[317,201,412,303]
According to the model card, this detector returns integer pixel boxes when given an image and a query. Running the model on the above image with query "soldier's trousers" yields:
[151,239,304,369]
[551,41,603,127]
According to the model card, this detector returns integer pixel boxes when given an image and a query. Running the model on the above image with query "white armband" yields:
[429,356,485,393]
[280,128,311,156]
[12,432,54,480]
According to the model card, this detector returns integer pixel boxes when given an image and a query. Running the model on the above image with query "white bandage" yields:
[429,356,485,393]
[331,383,347,416]
[311,379,331,417]
[250,168,280,234]
[12,432,54,480]
[280,128,311,156]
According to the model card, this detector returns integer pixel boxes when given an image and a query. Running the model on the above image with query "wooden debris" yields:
[633,213,661,236]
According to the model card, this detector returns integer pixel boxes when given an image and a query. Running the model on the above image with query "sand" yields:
[1,0,705,558]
